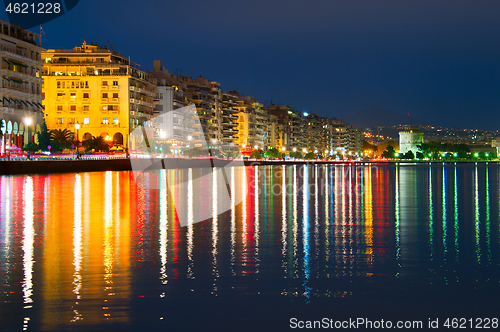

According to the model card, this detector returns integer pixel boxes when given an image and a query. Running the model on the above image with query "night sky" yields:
[2,0,499,130]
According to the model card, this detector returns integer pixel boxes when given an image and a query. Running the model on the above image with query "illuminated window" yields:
[113,118,119,125]
[83,105,89,111]
[83,118,89,124]
[102,118,108,124]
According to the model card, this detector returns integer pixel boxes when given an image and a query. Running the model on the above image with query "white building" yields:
[0,20,44,153]
[399,126,424,155]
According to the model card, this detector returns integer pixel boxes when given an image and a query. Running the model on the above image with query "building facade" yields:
[42,41,156,149]
[399,126,424,155]
[0,20,44,153]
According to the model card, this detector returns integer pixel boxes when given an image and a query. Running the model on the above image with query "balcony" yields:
[101,98,109,102]
[0,46,40,66]
[111,98,119,102]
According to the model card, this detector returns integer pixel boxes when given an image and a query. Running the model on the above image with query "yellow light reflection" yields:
[281,166,287,275]
[22,176,34,332]
[187,168,194,279]
[254,166,260,273]
[160,169,168,285]
[364,166,373,266]
[71,174,83,323]
[230,167,236,276]
[212,168,219,291]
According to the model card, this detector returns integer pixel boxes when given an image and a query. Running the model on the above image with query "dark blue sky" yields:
[3,1,500,130]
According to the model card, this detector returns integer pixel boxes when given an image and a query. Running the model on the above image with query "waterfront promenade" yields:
[0,155,498,175]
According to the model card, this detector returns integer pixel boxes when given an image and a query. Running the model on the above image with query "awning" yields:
[2,97,8,103]
[25,101,33,107]
[11,79,27,84]
[9,61,28,68]
[2,58,12,65]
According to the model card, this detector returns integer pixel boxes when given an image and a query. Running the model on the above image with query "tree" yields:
[50,128,73,151]
[382,145,396,158]
[37,119,51,152]
[250,149,264,159]
[304,152,317,159]
[24,142,39,153]
[84,136,110,153]
[404,150,415,159]
[289,152,303,159]
[377,140,397,156]
[265,147,281,159]
[362,141,377,154]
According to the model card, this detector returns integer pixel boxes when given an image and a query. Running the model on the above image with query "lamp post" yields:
[23,117,32,160]
[74,122,80,159]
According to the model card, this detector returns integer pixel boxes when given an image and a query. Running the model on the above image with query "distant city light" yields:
[303,112,309,117]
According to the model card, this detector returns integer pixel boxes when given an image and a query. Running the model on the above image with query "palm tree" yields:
[84,136,110,153]
[50,128,73,143]
[50,129,74,151]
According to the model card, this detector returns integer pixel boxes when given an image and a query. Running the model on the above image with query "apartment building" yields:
[266,105,306,152]
[0,20,44,153]
[42,41,156,149]
[231,94,267,149]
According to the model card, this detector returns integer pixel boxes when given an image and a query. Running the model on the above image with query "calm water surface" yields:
[1,164,500,331]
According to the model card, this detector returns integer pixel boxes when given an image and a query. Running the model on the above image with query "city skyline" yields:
[1,1,499,130]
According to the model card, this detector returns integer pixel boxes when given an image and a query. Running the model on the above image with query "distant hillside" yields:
[343,108,430,129]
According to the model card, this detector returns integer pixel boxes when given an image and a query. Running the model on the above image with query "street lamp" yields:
[23,117,32,160]
[293,147,297,152]
[74,122,80,159]
[281,146,286,152]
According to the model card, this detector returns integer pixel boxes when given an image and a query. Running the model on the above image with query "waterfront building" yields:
[151,61,199,154]
[231,95,267,150]
[42,41,156,149]
[220,92,239,153]
[0,20,44,153]
[266,105,302,152]
[399,126,424,155]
